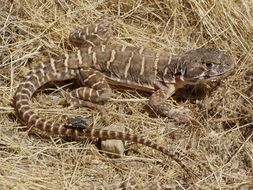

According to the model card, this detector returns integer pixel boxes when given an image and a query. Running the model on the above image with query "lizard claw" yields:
[153,104,191,123]
[167,108,191,123]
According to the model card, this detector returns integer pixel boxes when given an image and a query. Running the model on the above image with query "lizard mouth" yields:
[185,67,235,84]
[204,66,235,80]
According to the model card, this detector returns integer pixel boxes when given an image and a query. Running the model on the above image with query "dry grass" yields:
[1,0,253,189]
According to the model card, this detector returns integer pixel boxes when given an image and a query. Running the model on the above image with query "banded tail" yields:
[14,63,190,176]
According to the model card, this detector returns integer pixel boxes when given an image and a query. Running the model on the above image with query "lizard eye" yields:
[204,62,214,68]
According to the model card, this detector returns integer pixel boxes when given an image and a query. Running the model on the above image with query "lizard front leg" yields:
[67,68,112,124]
[149,83,190,122]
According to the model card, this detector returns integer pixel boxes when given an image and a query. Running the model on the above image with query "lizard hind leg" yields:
[66,68,112,125]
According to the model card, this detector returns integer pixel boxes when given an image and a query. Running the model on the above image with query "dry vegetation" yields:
[0,0,253,189]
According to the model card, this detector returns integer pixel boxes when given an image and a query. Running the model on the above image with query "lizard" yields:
[13,22,235,175]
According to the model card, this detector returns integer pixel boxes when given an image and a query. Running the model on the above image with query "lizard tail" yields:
[14,68,190,176]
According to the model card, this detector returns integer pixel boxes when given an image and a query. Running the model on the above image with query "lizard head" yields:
[178,48,235,84]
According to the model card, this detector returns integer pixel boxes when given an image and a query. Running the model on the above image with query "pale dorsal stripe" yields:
[82,73,97,83]
[22,109,32,119]
[140,56,145,76]
[26,81,36,91]
[88,46,93,55]
[92,52,97,64]
[82,87,87,99]
[163,67,168,77]
[91,80,104,88]
[154,53,160,77]
[35,118,42,128]
[101,45,106,52]
[106,49,116,69]
[85,26,89,35]
[94,24,98,33]
[50,58,57,74]
[28,113,37,124]
[77,50,83,66]
[139,47,144,54]
[124,52,134,78]
[64,53,69,73]
[85,40,95,47]
[121,45,127,52]
[15,92,30,100]
[88,88,93,101]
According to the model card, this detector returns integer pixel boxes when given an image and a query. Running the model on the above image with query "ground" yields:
[0,0,252,189]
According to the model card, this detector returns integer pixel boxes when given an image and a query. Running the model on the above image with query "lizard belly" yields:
[105,76,155,92]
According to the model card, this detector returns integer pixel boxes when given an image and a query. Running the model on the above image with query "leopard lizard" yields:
[13,23,235,175]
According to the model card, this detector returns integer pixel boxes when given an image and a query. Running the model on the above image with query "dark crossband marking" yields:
[124,51,134,78]
[106,50,116,69]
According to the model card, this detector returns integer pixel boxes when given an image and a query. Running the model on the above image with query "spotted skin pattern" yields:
[13,22,235,176]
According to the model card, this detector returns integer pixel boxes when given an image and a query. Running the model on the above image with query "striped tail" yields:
[14,68,190,176]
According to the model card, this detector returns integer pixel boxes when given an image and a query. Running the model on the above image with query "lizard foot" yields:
[66,116,88,129]
[167,108,191,123]
[66,102,110,126]
[152,104,191,123]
